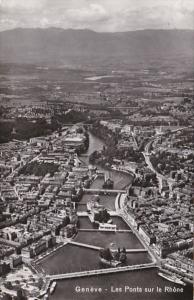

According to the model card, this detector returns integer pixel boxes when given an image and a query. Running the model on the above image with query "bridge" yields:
[49,262,157,280]
[67,241,147,254]
[125,249,147,253]
[77,211,119,217]
[69,241,101,250]
[78,229,132,233]
[83,188,126,194]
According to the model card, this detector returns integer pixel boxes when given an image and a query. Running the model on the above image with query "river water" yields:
[48,132,192,300]
[81,132,132,190]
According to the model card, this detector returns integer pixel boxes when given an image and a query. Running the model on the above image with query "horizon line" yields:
[0,27,194,34]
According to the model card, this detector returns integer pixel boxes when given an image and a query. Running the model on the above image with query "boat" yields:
[158,272,186,286]
[49,281,57,294]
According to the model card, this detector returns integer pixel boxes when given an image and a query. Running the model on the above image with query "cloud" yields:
[0,0,46,10]
[66,4,108,23]
[0,0,193,31]
[119,6,194,30]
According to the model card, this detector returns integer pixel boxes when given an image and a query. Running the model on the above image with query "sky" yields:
[0,0,193,32]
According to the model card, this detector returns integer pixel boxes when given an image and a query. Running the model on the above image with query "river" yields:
[48,132,192,300]
[81,132,132,190]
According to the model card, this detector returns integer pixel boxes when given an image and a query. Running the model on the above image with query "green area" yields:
[19,161,59,177]
[0,119,51,143]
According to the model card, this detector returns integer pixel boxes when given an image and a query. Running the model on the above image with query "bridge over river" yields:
[78,229,132,233]
[67,241,148,254]
[49,262,157,281]
[77,211,119,217]
[83,188,126,194]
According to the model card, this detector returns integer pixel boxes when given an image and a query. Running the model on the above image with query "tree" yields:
[119,252,127,263]
[94,209,110,223]
[99,248,113,261]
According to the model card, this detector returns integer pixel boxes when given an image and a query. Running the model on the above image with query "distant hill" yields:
[0,28,193,66]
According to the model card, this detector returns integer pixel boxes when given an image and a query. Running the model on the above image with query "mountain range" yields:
[0,28,193,66]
